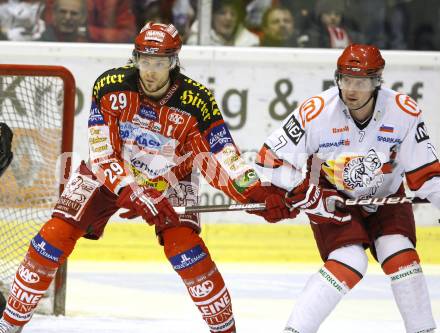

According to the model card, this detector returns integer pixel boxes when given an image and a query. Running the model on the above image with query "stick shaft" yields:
[173,196,429,214]
[174,203,266,214]
[344,196,429,206]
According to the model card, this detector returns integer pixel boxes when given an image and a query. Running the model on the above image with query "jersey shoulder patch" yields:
[92,65,138,101]
[177,73,222,132]
[394,93,421,117]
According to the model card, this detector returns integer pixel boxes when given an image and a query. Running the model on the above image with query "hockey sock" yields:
[3,218,83,326]
[382,249,436,333]
[284,260,362,333]
[163,227,235,333]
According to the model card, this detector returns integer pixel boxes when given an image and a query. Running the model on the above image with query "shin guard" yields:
[163,227,235,333]
[382,249,436,333]
[3,218,83,326]
[285,260,363,333]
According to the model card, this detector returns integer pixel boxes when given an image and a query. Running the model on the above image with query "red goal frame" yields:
[0,64,76,315]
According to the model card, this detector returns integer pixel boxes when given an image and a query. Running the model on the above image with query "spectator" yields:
[87,0,136,43]
[187,0,259,46]
[0,0,46,41]
[40,0,87,42]
[244,0,273,34]
[44,0,136,43]
[307,0,362,48]
[345,0,387,48]
[133,0,173,32]
[260,5,304,47]
[171,0,196,43]
[386,0,410,49]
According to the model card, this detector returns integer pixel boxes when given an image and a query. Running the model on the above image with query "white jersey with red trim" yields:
[256,86,440,208]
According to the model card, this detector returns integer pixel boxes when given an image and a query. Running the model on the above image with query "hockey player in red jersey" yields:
[0,22,291,333]
[255,44,438,332]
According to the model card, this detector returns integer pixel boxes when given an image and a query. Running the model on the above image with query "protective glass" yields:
[336,75,379,91]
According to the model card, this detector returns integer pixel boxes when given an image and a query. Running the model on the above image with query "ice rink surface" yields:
[23,262,440,333]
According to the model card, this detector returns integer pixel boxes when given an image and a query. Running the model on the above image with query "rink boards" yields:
[69,222,440,264]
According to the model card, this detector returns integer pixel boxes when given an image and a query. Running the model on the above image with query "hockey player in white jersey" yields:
[254,44,438,332]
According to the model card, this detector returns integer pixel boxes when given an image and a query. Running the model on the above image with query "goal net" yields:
[0,65,75,315]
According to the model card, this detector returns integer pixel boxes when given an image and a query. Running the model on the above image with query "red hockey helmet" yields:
[336,44,385,77]
[134,22,182,57]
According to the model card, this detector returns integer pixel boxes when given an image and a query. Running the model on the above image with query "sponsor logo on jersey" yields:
[119,122,137,140]
[18,265,40,284]
[88,102,105,126]
[31,234,63,263]
[136,132,162,149]
[168,112,184,124]
[332,126,349,133]
[130,156,174,178]
[93,73,125,97]
[132,114,152,129]
[189,280,215,298]
[415,122,429,143]
[319,139,350,148]
[139,105,158,120]
[180,80,221,121]
[207,124,233,154]
[282,114,305,145]
[233,169,259,193]
[377,136,401,144]
[379,124,394,133]
[169,245,208,271]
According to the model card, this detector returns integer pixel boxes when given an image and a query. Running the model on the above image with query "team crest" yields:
[322,149,384,191]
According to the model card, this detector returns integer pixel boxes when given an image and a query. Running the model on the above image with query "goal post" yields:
[0,64,75,315]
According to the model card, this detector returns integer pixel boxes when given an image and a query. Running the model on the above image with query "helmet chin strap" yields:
[349,92,375,111]
[338,87,379,112]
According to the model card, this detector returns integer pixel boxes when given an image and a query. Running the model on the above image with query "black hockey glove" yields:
[0,123,13,177]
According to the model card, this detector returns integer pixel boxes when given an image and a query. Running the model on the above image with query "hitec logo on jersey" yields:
[415,122,429,143]
[139,106,158,120]
[31,234,63,263]
[283,114,305,145]
[170,245,208,271]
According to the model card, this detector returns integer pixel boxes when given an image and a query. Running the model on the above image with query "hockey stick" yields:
[173,202,266,214]
[173,196,429,214]
[344,196,429,206]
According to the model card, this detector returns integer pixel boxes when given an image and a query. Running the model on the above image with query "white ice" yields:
[22,262,440,333]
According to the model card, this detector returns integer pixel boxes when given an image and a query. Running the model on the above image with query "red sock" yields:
[3,218,83,326]
[163,227,235,333]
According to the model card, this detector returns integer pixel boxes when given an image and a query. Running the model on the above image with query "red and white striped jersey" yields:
[88,64,259,203]
[256,86,440,208]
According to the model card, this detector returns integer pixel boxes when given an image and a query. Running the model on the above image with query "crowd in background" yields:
[0,0,439,50]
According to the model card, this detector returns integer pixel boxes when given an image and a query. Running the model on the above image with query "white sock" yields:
[284,267,348,333]
[389,263,436,333]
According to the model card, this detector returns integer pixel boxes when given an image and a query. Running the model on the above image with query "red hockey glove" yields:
[286,184,351,225]
[116,185,180,228]
[246,185,299,223]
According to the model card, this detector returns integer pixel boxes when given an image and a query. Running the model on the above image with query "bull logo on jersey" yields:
[323,149,384,191]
